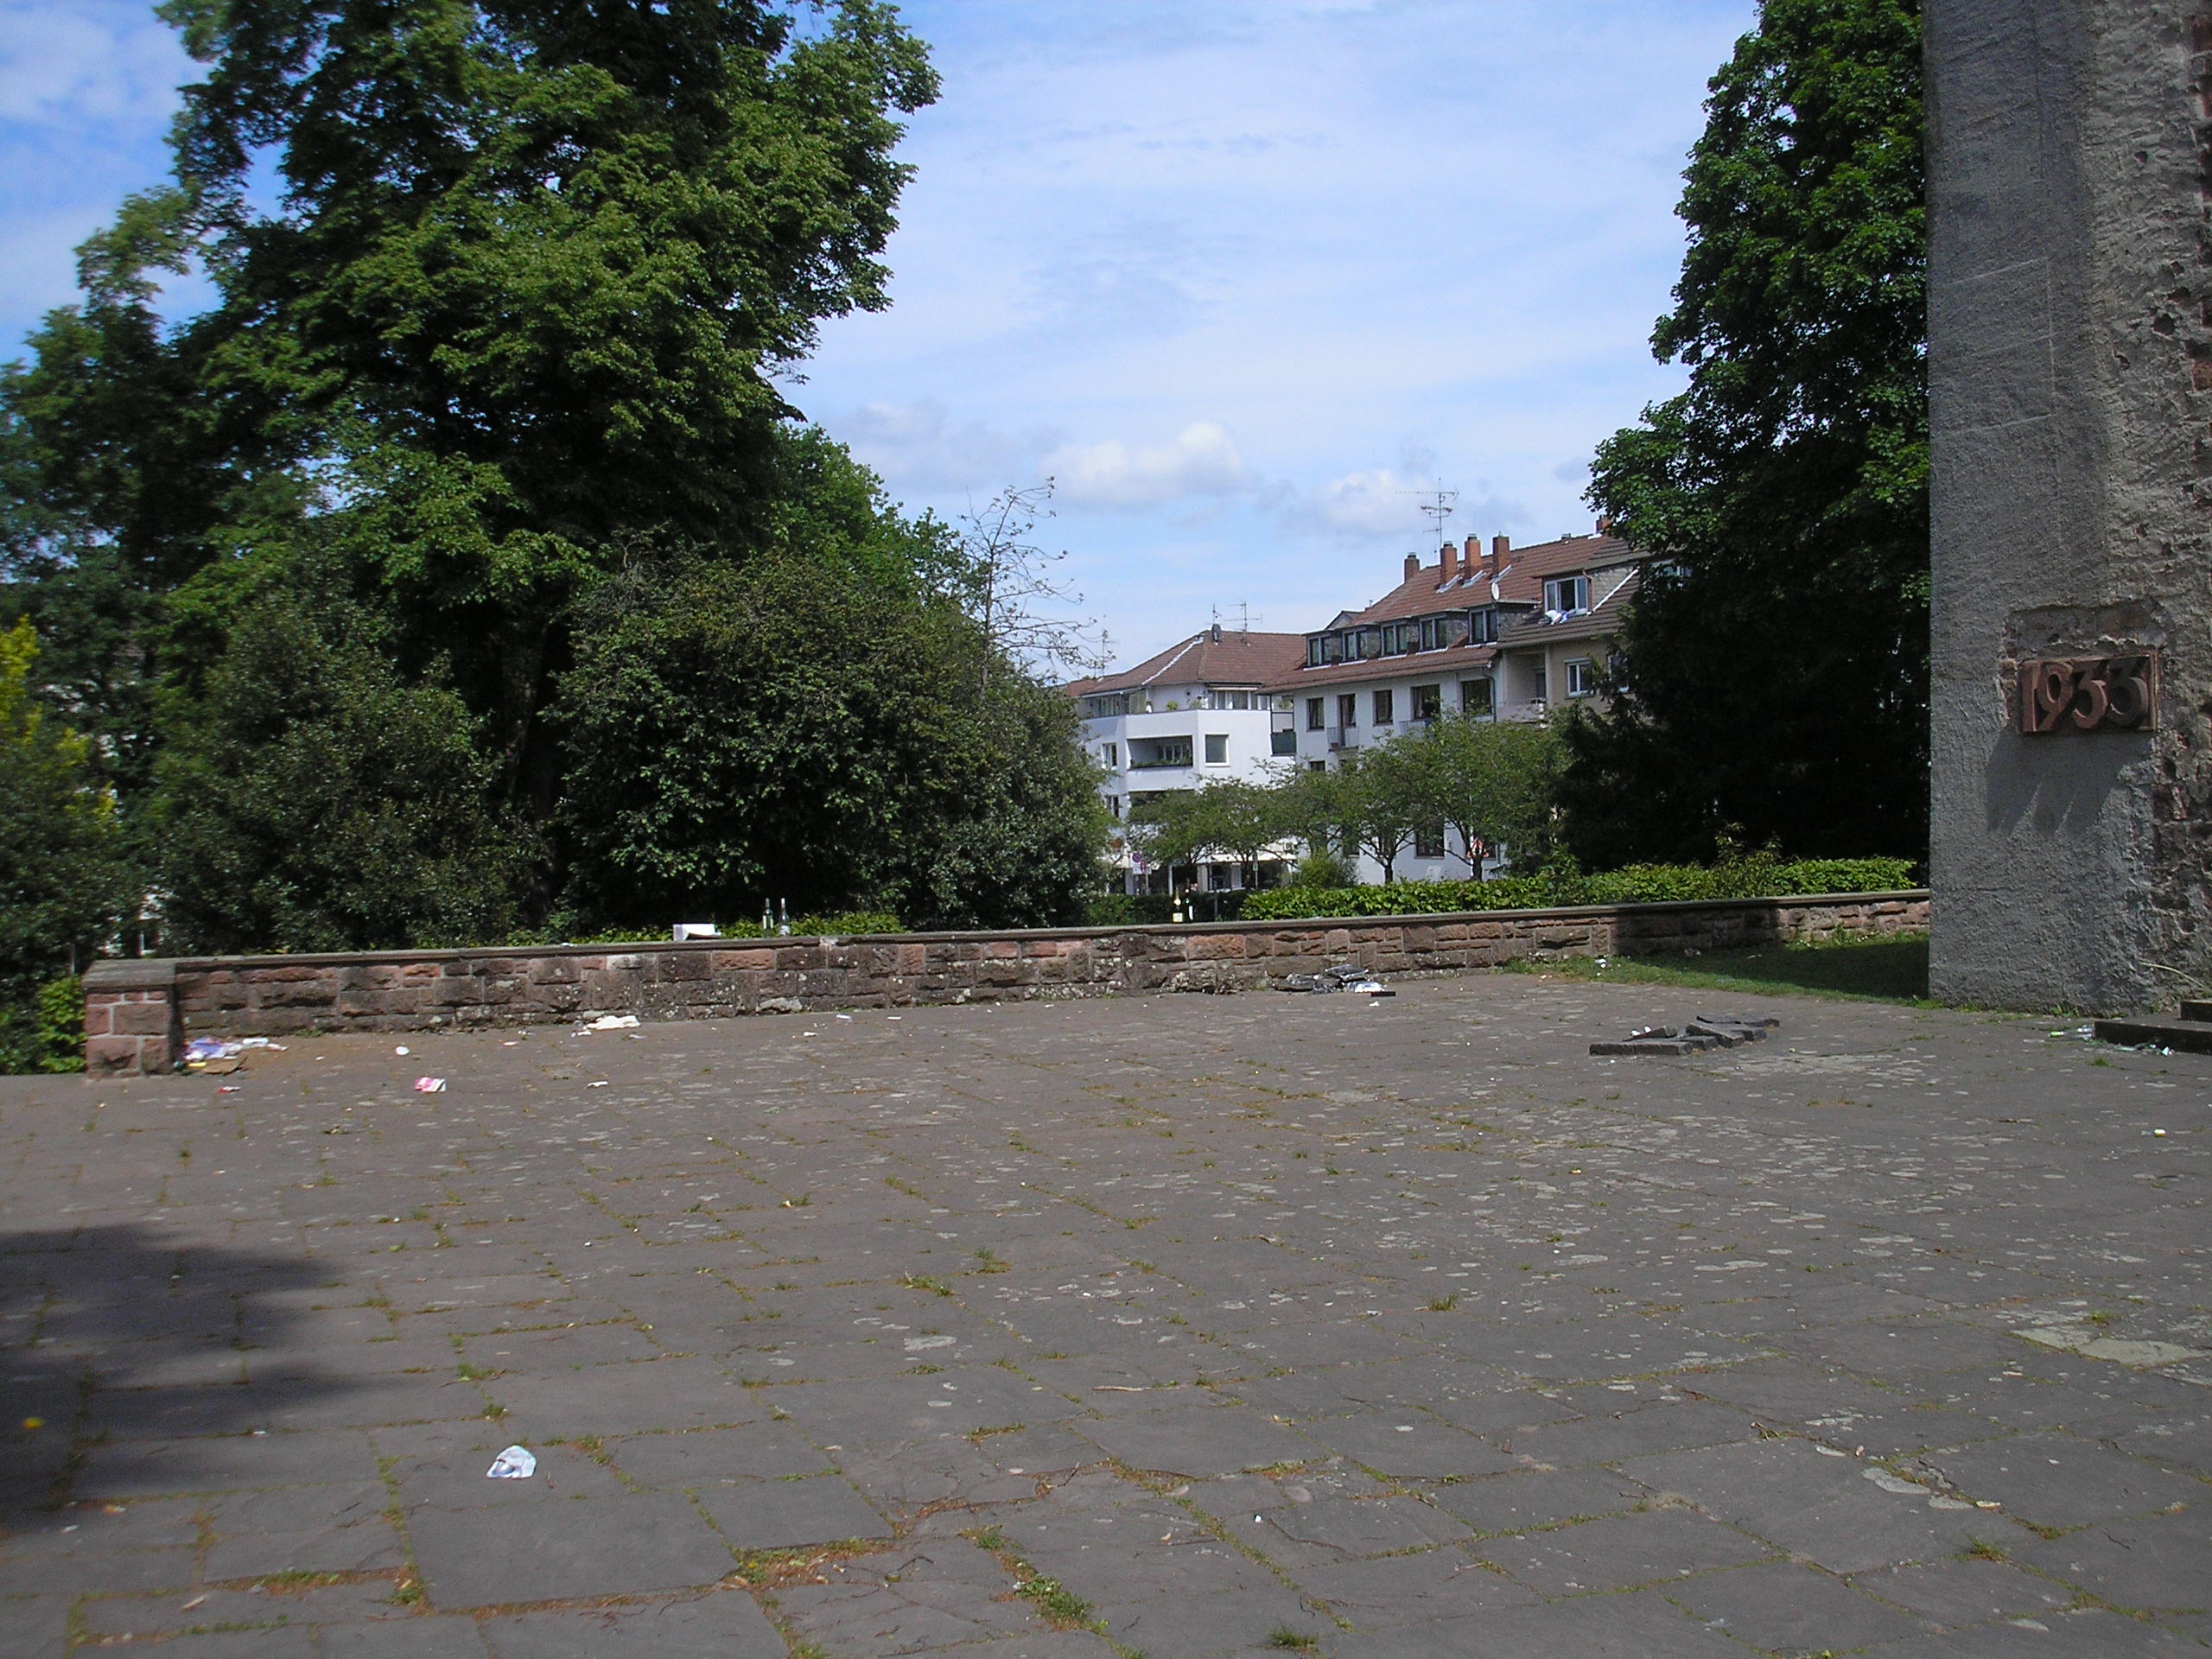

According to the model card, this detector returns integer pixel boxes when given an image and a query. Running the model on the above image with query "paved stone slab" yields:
[478,1592,784,1657]
[405,1491,735,1607]
[1664,1559,1930,1650]
[3,975,2207,1654]
[694,1473,892,1548]
[1073,1404,1319,1476]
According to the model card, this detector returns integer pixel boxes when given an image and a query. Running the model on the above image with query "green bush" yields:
[1084,895,1138,927]
[1240,856,1916,922]
[0,975,86,1075]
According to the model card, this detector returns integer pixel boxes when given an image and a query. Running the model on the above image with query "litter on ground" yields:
[588,1014,640,1030]
[412,1077,447,1093]
[485,1446,537,1479]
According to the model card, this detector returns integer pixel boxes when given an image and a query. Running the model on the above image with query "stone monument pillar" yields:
[1927,3,2211,1012]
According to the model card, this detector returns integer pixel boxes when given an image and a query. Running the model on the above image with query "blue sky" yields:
[1,0,1757,664]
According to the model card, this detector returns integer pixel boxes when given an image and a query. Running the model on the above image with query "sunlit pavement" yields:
[1,975,2205,1656]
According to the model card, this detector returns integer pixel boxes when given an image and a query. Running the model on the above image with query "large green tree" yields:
[4,0,939,809]
[1560,0,1927,868]
[3,1,1114,950]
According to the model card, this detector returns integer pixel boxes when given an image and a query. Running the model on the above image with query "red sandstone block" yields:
[109,1001,173,1037]
[86,1035,147,1075]
[710,949,777,971]
[81,999,116,1037]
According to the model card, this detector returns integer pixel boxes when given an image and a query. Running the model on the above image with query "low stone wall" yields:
[80,891,1930,1075]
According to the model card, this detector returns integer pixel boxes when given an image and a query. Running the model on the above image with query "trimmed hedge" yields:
[1241,857,1918,923]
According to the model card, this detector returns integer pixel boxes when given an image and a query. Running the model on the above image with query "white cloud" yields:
[1044,421,1255,508]
[832,398,1052,492]
[0,1,188,128]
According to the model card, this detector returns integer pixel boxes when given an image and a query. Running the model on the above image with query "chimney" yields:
[1596,514,1613,537]
[1439,541,1458,583]
[1403,552,1421,582]
[1491,533,1511,569]
[1209,621,1222,643]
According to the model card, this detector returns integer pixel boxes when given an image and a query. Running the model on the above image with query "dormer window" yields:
[1467,609,1499,645]
[1545,575,1590,614]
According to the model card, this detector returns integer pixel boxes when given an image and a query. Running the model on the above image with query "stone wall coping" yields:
[112,889,1928,975]
[83,958,180,992]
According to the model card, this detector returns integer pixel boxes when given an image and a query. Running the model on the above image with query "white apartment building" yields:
[1065,626,1307,893]
[1065,526,1645,891]
[1275,530,1647,884]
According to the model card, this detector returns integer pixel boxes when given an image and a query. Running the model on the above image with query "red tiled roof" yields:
[1065,630,1308,698]
[1335,533,1640,625]
[1270,534,1643,690]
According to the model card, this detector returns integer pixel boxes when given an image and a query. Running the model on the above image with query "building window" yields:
[1373,687,1395,725]
[1530,660,1548,702]
[1566,658,1595,698]
[1102,742,1119,767]
[1414,823,1445,858]
[1544,575,1590,613]
[1460,677,1493,715]
[1411,683,1440,721]
[1308,760,1326,773]
[1306,696,1325,731]
[1079,692,1131,718]
[1271,729,1298,756]
[1105,796,1122,819]
[1204,734,1229,765]
[1338,693,1357,728]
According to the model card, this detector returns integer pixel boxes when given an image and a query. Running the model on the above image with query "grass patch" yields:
[1501,932,1930,1005]
[1016,1574,1096,1625]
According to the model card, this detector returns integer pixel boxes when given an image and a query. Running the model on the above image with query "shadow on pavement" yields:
[0,1225,337,1528]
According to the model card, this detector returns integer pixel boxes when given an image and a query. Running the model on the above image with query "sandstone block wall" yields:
[79,893,1929,1075]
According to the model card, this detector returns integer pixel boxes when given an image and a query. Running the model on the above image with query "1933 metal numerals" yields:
[2015,655,2158,734]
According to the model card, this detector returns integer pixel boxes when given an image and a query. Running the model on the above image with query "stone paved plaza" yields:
[1,973,2207,1657]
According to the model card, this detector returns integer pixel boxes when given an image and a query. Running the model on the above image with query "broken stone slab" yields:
[2090,1015,2212,1055]
[1682,1020,1770,1047]
[2015,1325,2209,1369]
[1590,1034,1725,1057]
[1697,1011,1781,1029]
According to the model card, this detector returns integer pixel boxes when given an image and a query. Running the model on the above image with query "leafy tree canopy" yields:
[1563,0,1927,868]
[555,548,1106,931]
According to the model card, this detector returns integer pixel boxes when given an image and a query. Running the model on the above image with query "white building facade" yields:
[1065,626,1307,893]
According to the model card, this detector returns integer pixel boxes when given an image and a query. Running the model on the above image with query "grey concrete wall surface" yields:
[1927,2,2212,1013]
[79,892,1931,1074]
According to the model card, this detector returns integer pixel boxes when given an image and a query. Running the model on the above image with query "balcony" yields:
[1128,738,1195,770]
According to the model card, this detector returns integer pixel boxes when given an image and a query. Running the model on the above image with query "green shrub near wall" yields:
[1241,857,1917,923]
[0,976,86,1074]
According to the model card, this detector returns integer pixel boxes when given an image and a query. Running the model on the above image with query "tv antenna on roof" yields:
[1402,480,1459,548]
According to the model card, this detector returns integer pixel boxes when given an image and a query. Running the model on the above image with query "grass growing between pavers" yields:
[1501,932,1932,1005]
